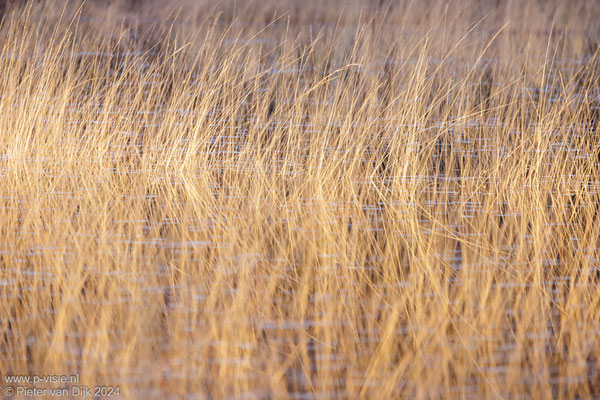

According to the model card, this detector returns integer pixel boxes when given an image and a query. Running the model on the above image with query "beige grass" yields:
[1,0,600,398]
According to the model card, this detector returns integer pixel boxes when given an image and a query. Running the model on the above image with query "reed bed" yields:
[1,0,600,398]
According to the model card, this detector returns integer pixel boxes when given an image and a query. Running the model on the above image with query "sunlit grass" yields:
[0,0,599,398]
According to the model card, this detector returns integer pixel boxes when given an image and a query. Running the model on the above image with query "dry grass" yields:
[1,0,600,398]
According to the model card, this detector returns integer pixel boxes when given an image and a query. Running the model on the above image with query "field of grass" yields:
[1,0,600,398]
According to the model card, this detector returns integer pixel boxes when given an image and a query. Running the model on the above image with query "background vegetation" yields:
[1,0,600,398]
